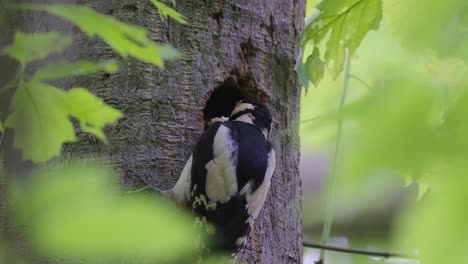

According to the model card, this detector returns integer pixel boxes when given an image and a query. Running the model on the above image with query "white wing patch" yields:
[245,149,276,225]
[172,155,192,204]
[205,124,238,203]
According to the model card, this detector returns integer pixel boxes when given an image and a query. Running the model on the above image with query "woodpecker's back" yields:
[172,100,276,253]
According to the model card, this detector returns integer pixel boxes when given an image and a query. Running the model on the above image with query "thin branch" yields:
[319,48,351,261]
[349,74,372,90]
[303,241,418,260]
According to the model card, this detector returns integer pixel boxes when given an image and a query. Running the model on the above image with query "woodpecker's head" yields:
[230,100,272,138]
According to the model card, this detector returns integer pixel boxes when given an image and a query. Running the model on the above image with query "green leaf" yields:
[2,31,72,65]
[66,88,123,142]
[5,82,76,162]
[16,4,175,67]
[32,60,119,82]
[10,164,198,260]
[5,83,122,162]
[306,47,325,87]
[300,0,382,78]
[149,0,187,24]
[0,120,4,133]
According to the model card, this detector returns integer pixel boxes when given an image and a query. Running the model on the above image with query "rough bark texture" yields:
[5,0,305,263]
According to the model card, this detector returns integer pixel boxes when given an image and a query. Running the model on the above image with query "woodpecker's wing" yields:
[242,148,275,225]
[232,121,275,226]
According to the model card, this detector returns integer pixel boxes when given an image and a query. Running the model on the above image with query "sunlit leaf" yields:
[5,82,76,162]
[149,0,187,24]
[2,31,72,65]
[4,82,123,162]
[300,0,382,78]
[66,88,123,142]
[10,164,198,260]
[15,4,175,67]
[32,60,119,82]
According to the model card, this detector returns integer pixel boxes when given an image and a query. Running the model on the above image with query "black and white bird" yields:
[171,99,276,253]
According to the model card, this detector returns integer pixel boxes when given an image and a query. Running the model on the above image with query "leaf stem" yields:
[318,48,351,263]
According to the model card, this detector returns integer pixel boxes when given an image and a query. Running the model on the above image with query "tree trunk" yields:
[12,0,305,263]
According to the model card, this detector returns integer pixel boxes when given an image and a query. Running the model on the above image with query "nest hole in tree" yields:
[201,76,269,127]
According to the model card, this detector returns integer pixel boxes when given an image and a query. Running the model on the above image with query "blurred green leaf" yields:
[385,0,466,54]
[149,0,187,24]
[15,4,175,67]
[395,166,468,264]
[300,0,382,78]
[5,82,76,162]
[10,164,198,261]
[0,120,3,133]
[66,88,123,142]
[307,70,456,181]
[2,31,72,65]
[344,74,445,178]
[306,47,325,87]
[32,60,119,82]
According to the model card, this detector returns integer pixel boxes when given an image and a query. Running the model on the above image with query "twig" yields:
[319,48,351,261]
[350,74,372,90]
[304,241,418,259]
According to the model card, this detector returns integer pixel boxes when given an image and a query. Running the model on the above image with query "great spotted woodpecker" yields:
[171,99,276,253]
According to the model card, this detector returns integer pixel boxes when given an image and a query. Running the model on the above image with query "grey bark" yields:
[4,0,305,263]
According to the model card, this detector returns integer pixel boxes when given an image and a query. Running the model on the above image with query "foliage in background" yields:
[300,0,468,263]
